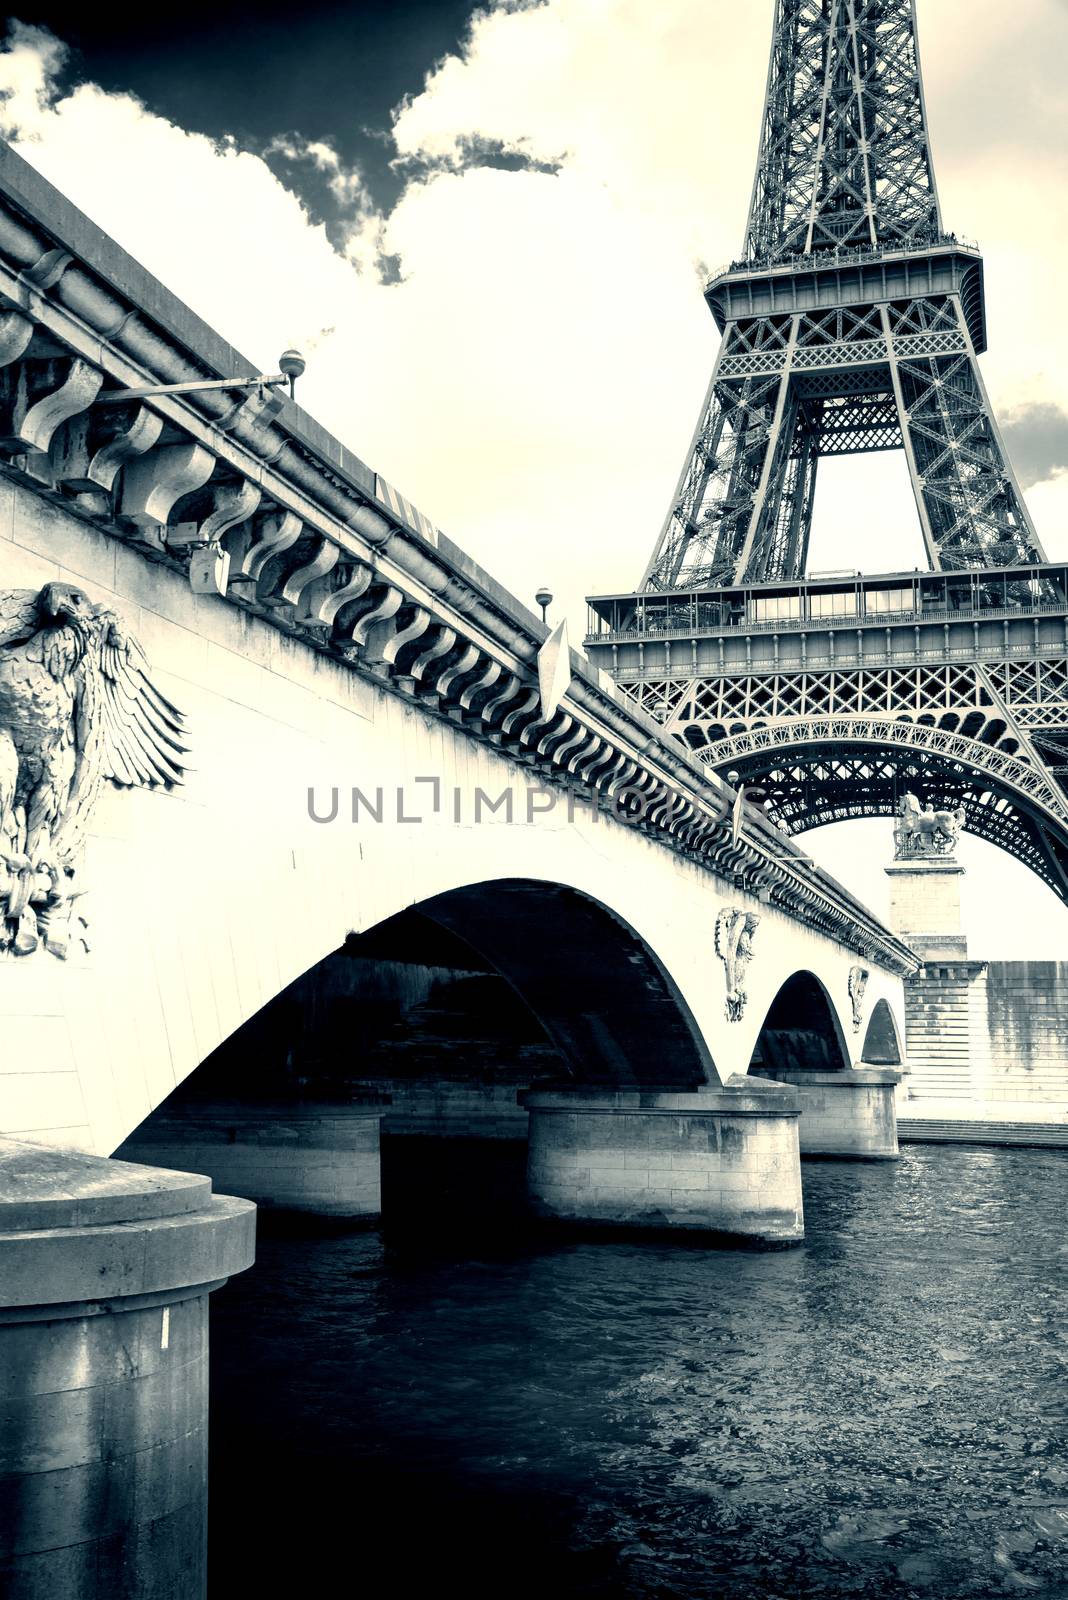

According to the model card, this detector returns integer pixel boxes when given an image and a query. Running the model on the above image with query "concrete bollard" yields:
[0,1137,254,1599]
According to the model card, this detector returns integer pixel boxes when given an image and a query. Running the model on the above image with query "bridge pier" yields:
[116,1100,389,1220]
[0,1137,254,1600]
[750,1068,901,1159]
[521,1080,804,1246]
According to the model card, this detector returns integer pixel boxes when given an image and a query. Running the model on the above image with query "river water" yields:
[208,1144,1068,1599]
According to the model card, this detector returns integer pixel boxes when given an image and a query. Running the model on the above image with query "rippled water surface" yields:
[209,1145,1068,1598]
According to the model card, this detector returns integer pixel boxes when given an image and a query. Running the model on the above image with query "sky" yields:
[1,0,1067,955]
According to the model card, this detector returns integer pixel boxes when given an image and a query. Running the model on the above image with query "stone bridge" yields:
[0,145,915,1597]
[0,140,916,1183]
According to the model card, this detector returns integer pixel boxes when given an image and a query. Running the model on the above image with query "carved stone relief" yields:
[715,906,760,1023]
[0,585,188,958]
[848,964,870,1033]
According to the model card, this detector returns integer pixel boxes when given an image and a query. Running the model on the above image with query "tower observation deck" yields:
[587,0,1068,898]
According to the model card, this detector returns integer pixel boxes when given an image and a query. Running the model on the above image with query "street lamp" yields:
[97,349,307,406]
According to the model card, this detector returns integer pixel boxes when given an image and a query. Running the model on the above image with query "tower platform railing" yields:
[586,601,1068,649]
[704,234,982,291]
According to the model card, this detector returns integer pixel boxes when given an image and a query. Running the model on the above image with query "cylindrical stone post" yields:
[0,1137,255,1599]
[521,1078,804,1245]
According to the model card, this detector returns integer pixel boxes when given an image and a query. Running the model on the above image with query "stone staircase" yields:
[898,1117,1068,1149]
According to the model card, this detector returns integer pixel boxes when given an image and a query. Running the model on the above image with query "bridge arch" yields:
[860,998,903,1068]
[117,876,720,1214]
[748,969,851,1076]
[370,878,715,1088]
[128,875,717,1117]
[706,717,1068,899]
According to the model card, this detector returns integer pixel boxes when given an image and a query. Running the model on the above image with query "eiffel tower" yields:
[586,0,1068,899]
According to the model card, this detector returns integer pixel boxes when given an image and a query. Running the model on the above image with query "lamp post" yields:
[97,349,306,406]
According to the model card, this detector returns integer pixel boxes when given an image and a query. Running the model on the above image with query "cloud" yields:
[1026,472,1068,562]
[916,0,1068,415]
[0,8,735,628]
[0,19,65,137]
[1001,402,1068,490]
[389,0,766,270]
[260,133,394,264]
[265,134,369,213]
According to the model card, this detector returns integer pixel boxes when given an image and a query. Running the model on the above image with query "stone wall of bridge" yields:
[0,481,907,1155]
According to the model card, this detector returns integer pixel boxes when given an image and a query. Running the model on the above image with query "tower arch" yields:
[711,720,1068,901]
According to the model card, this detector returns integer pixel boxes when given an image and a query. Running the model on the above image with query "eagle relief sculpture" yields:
[715,906,760,1023]
[0,583,188,959]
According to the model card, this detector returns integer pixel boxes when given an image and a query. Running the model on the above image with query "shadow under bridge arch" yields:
[748,970,851,1076]
[860,998,903,1067]
[409,879,714,1088]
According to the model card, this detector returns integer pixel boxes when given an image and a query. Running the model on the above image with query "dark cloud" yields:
[7,1,480,211]
[1000,401,1068,489]
[395,134,564,179]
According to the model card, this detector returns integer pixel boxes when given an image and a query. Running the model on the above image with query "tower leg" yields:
[884,295,1044,569]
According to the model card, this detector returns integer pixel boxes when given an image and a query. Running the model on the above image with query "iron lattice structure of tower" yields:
[587,0,1068,898]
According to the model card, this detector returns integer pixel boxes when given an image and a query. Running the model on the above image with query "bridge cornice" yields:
[0,143,917,979]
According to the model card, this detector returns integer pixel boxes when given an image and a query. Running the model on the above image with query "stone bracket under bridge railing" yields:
[0,151,916,979]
